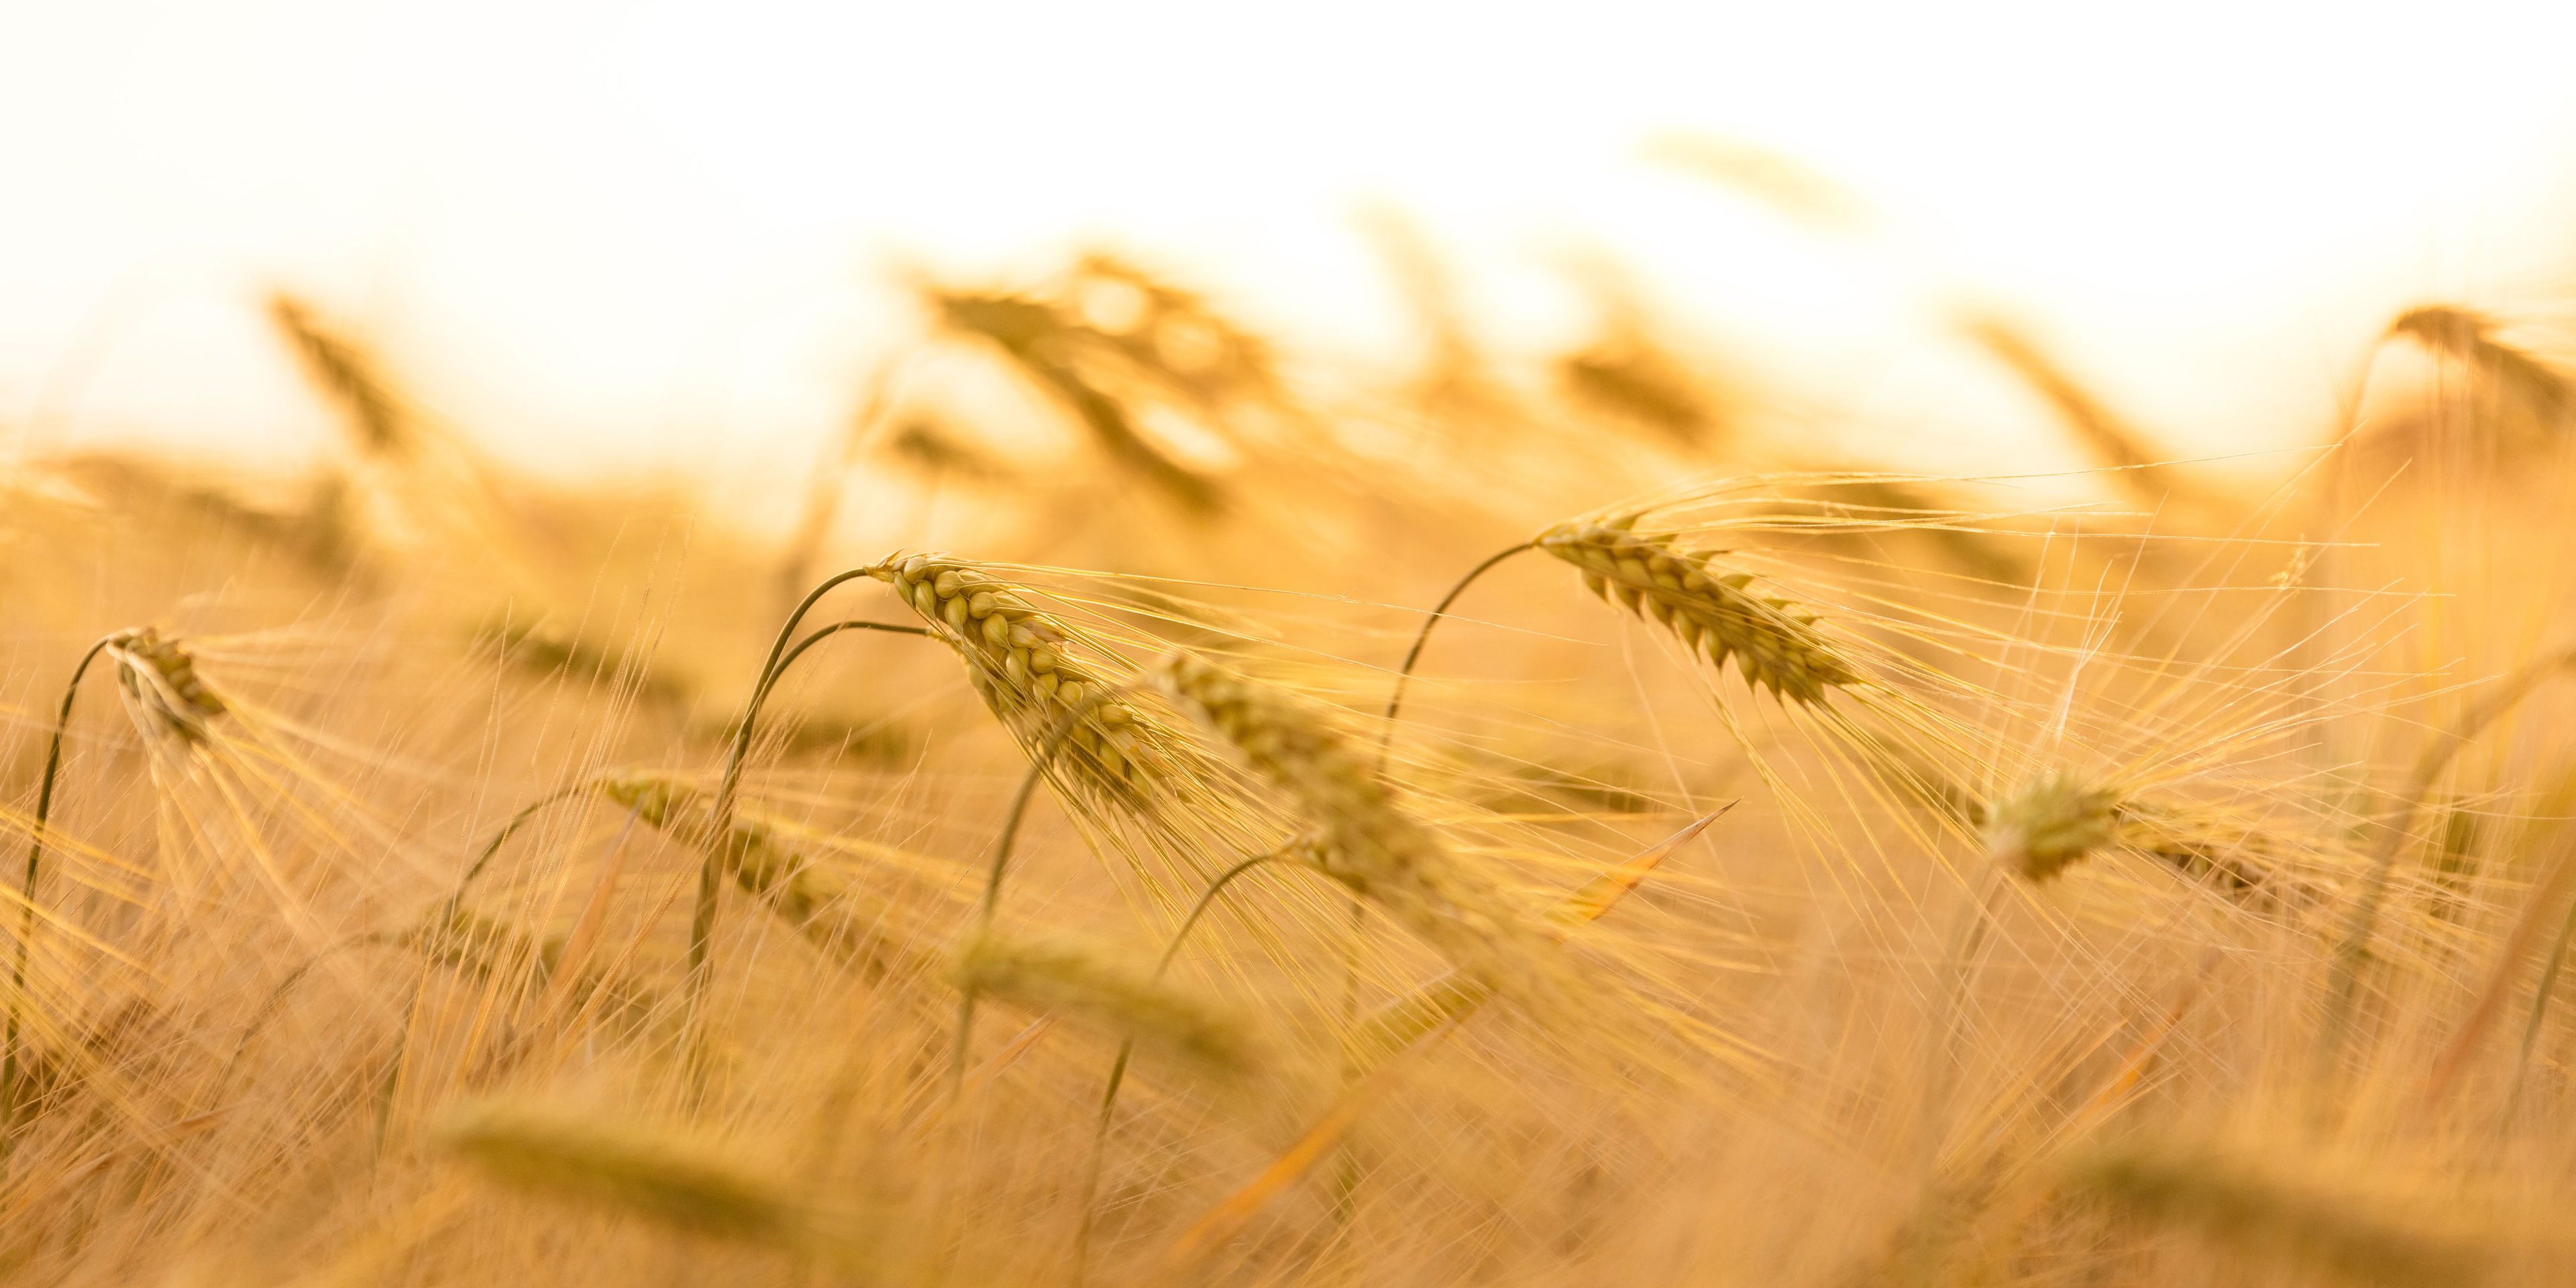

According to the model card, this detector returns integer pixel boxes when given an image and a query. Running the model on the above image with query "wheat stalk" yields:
[946,930,1259,1084]
[1070,841,1313,1280]
[2320,644,2576,1083]
[686,572,939,1102]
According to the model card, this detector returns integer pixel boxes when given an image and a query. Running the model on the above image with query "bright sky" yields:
[7,1,2576,498]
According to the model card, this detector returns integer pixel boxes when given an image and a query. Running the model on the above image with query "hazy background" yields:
[9,0,2576,518]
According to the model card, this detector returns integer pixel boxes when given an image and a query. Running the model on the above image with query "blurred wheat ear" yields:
[437,1100,883,1266]
[1958,311,2182,503]
[947,930,1262,1085]
[2063,1139,2493,1287]
[2381,305,2574,439]
[1155,651,1554,994]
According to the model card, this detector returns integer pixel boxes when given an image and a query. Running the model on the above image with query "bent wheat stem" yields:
[3,635,111,1154]
[689,569,930,1101]
[1074,845,1309,1283]
[2320,644,2576,1085]
[773,619,933,682]
[448,786,596,913]
[2502,889,2576,1126]
[1353,540,1534,1120]
[211,930,404,1108]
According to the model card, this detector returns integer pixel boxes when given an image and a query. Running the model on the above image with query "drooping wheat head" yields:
[2062,1138,2493,1287]
[863,553,1196,805]
[437,1100,869,1260]
[104,627,227,745]
[1536,515,1861,703]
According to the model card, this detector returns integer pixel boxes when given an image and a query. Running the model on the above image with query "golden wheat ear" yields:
[2385,305,2572,424]
[946,930,1261,1085]
[1537,517,1860,703]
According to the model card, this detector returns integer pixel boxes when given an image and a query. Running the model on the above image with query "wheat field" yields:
[5,236,2576,1288]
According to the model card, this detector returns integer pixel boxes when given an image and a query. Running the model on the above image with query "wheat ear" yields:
[2063,1140,2488,1287]
[945,692,1124,1105]
[863,552,1185,804]
[1983,773,2122,883]
[946,931,1259,1083]
[1155,653,1549,998]
[1538,515,1859,702]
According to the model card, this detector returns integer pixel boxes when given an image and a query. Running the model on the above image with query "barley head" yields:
[863,552,1178,801]
[948,930,1258,1081]
[1984,772,2120,883]
[437,1101,823,1247]
[105,627,227,744]
[1536,516,1858,703]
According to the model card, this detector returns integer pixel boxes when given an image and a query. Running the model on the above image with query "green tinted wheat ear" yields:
[1984,773,2121,883]
[1537,517,1858,703]
[2063,1140,2491,1287]
[865,553,1179,801]
[437,1101,875,1263]
[948,930,1259,1083]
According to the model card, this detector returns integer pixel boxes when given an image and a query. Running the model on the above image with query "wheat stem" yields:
[774,619,933,679]
[448,786,594,913]
[1342,540,1536,1118]
[1,635,111,1157]
[2320,645,2576,1088]
[1073,846,1305,1284]
[2500,887,2576,1128]
[211,930,404,1108]
[949,692,1122,1107]
[688,572,926,1104]
[1377,541,1535,766]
